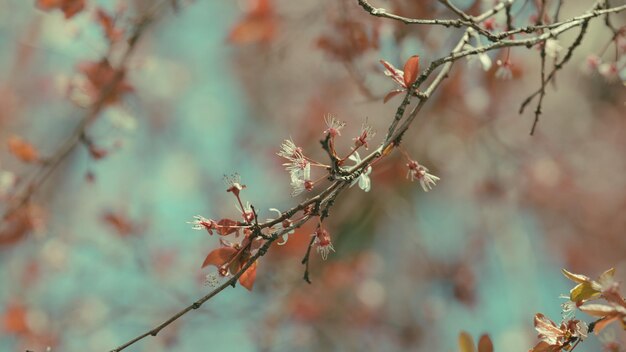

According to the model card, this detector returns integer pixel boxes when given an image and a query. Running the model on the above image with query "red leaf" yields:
[78,60,133,106]
[101,211,138,237]
[217,218,239,236]
[227,0,277,45]
[592,316,620,334]
[201,247,237,268]
[88,145,108,160]
[36,0,85,19]
[383,89,404,103]
[533,313,562,339]
[7,136,39,163]
[2,303,28,334]
[239,261,257,291]
[36,0,60,9]
[477,334,493,352]
[530,341,558,352]
[96,8,123,43]
[380,59,406,87]
[0,205,42,247]
[403,55,420,87]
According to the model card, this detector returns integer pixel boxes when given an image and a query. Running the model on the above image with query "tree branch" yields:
[108,1,626,351]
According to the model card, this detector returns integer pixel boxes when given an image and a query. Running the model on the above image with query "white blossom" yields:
[323,114,345,137]
[348,152,372,192]
[495,59,513,80]
[268,208,295,245]
[277,138,302,160]
[545,39,563,59]
[407,160,440,192]
[464,29,492,71]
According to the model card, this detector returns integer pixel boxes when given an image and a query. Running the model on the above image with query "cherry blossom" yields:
[545,39,563,59]
[406,160,440,192]
[188,215,218,234]
[530,313,587,352]
[289,156,312,196]
[323,114,345,137]
[224,173,246,197]
[277,138,303,161]
[353,120,376,149]
[348,152,371,192]
[313,226,334,260]
[236,201,255,224]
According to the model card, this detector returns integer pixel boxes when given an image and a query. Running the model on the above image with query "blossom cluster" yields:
[188,114,442,291]
[530,268,626,351]
[278,114,440,196]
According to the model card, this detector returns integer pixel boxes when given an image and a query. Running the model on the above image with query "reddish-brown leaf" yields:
[227,0,277,45]
[217,218,239,236]
[533,314,563,342]
[239,260,257,291]
[403,55,420,87]
[2,303,28,334]
[530,341,560,352]
[201,247,237,268]
[477,334,493,352]
[36,0,85,19]
[88,145,108,160]
[78,60,133,106]
[101,211,138,237]
[96,8,123,43]
[592,316,620,334]
[7,136,39,163]
[36,0,61,9]
[0,205,42,247]
[383,89,404,103]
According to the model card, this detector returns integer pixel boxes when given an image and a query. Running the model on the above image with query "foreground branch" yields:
[109,1,626,351]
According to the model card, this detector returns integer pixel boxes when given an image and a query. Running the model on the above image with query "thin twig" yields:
[109,2,626,351]
[1,7,161,224]
[530,0,548,135]
[519,19,590,114]
[301,236,317,284]
[357,0,470,27]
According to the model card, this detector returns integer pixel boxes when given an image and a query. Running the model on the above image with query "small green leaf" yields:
[458,331,476,352]
[570,282,600,302]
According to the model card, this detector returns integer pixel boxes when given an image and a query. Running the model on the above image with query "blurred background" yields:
[0,0,625,351]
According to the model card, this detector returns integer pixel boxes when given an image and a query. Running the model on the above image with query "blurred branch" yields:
[531,0,548,136]
[519,19,590,114]
[357,0,471,27]
[378,2,625,141]
[1,4,168,228]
